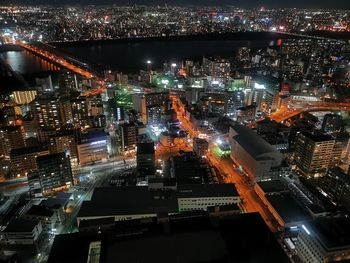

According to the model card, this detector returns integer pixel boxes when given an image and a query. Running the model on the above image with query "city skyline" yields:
[1,0,350,9]
[1,3,350,263]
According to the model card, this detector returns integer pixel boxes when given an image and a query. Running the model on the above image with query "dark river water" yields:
[0,37,281,74]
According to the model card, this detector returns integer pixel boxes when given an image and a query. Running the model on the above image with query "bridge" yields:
[270,101,350,123]
[18,41,106,95]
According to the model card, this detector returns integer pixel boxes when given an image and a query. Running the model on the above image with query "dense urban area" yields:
[0,4,350,263]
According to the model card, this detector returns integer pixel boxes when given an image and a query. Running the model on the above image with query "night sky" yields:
[4,0,350,9]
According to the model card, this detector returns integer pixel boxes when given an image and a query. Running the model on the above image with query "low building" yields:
[49,213,290,263]
[1,219,43,250]
[24,205,57,230]
[296,217,350,262]
[77,183,240,224]
[77,130,108,165]
[229,124,283,181]
[255,180,309,229]
[236,105,256,123]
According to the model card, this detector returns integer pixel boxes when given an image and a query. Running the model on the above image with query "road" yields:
[172,95,279,232]
[270,101,350,123]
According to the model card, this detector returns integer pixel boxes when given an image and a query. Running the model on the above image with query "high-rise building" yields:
[137,142,155,177]
[146,105,162,124]
[49,131,78,168]
[70,98,89,127]
[118,122,137,153]
[28,152,74,197]
[294,132,335,177]
[11,90,37,105]
[10,145,49,177]
[32,96,61,129]
[0,126,26,158]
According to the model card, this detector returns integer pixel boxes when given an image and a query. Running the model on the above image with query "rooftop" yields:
[231,124,281,160]
[257,180,287,194]
[3,219,39,233]
[300,132,334,143]
[10,145,48,156]
[266,193,309,224]
[305,217,350,251]
[26,205,54,217]
[49,213,289,263]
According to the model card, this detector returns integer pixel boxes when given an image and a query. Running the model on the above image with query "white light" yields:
[147,60,151,64]
[216,139,223,145]
[254,83,266,90]
[90,140,106,146]
[302,225,310,235]
[171,63,177,67]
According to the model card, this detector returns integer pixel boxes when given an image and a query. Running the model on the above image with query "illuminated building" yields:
[0,126,26,158]
[202,57,231,80]
[11,90,37,105]
[22,114,38,138]
[229,124,283,181]
[77,130,108,165]
[10,145,49,177]
[193,137,209,157]
[27,152,73,197]
[296,217,350,262]
[49,131,78,168]
[294,132,335,177]
[319,167,350,211]
[70,98,89,127]
[32,96,61,129]
[118,122,137,153]
[145,91,169,107]
[146,105,162,124]
[37,127,56,143]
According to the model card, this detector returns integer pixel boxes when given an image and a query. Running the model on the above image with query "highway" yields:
[270,101,350,123]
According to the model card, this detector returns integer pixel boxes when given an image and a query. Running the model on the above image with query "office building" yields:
[118,122,137,153]
[296,217,350,262]
[70,98,89,127]
[137,142,155,176]
[319,167,350,210]
[294,132,335,177]
[229,124,283,181]
[28,152,74,197]
[77,130,108,165]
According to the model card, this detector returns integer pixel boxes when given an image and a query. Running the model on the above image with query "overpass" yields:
[270,101,350,123]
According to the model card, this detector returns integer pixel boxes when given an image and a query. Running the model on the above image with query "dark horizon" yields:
[2,0,350,10]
